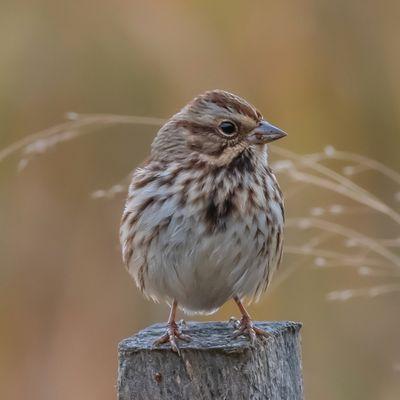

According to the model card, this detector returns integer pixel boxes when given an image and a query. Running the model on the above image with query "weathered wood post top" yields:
[118,321,303,400]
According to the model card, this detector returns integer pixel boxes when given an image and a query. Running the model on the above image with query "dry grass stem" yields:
[2,113,399,302]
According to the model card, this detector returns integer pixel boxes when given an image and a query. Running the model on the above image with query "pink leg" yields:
[153,300,191,355]
[232,296,269,342]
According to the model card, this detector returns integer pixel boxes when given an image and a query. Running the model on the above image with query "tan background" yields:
[1,1,400,399]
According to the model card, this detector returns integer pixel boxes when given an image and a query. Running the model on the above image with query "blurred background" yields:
[1,1,400,399]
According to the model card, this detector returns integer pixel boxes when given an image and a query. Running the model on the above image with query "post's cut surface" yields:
[118,321,303,400]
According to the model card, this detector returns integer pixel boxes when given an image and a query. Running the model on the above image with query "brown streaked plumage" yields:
[120,90,287,353]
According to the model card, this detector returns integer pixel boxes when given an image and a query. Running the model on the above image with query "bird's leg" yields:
[153,300,191,355]
[231,296,269,342]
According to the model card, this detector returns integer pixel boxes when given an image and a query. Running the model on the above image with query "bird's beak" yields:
[246,120,287,145]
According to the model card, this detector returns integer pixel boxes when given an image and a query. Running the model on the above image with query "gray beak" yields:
[247,120,287,145]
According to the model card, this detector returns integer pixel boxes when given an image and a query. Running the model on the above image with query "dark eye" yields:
[218,121,237,136]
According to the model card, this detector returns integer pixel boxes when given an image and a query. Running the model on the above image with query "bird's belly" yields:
[143,209,282,314]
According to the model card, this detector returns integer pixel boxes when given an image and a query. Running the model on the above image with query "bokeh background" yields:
[1,1,400,399]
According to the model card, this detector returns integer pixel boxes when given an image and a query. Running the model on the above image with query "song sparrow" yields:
[120,90,286,353]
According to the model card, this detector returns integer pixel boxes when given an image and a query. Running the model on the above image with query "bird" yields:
[120,90,287,353]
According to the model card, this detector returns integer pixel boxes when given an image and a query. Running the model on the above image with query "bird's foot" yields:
[153,321,191,355]
[231,315,269,343]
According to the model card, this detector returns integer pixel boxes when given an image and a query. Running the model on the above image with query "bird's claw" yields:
[228,316,240,329]
[153,321,191,355]
[232,316,269,343]
[178,319,187,328]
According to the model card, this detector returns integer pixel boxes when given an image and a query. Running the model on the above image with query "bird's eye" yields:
[218,121,237,136]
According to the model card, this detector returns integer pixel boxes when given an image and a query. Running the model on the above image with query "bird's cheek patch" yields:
[187,136,226,157]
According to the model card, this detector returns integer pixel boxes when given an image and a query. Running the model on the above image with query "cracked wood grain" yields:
[118,321,303,400]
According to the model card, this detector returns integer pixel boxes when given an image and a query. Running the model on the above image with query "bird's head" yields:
[151,90,287,165]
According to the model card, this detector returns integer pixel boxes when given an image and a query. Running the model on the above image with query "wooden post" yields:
[118,321,303,400]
